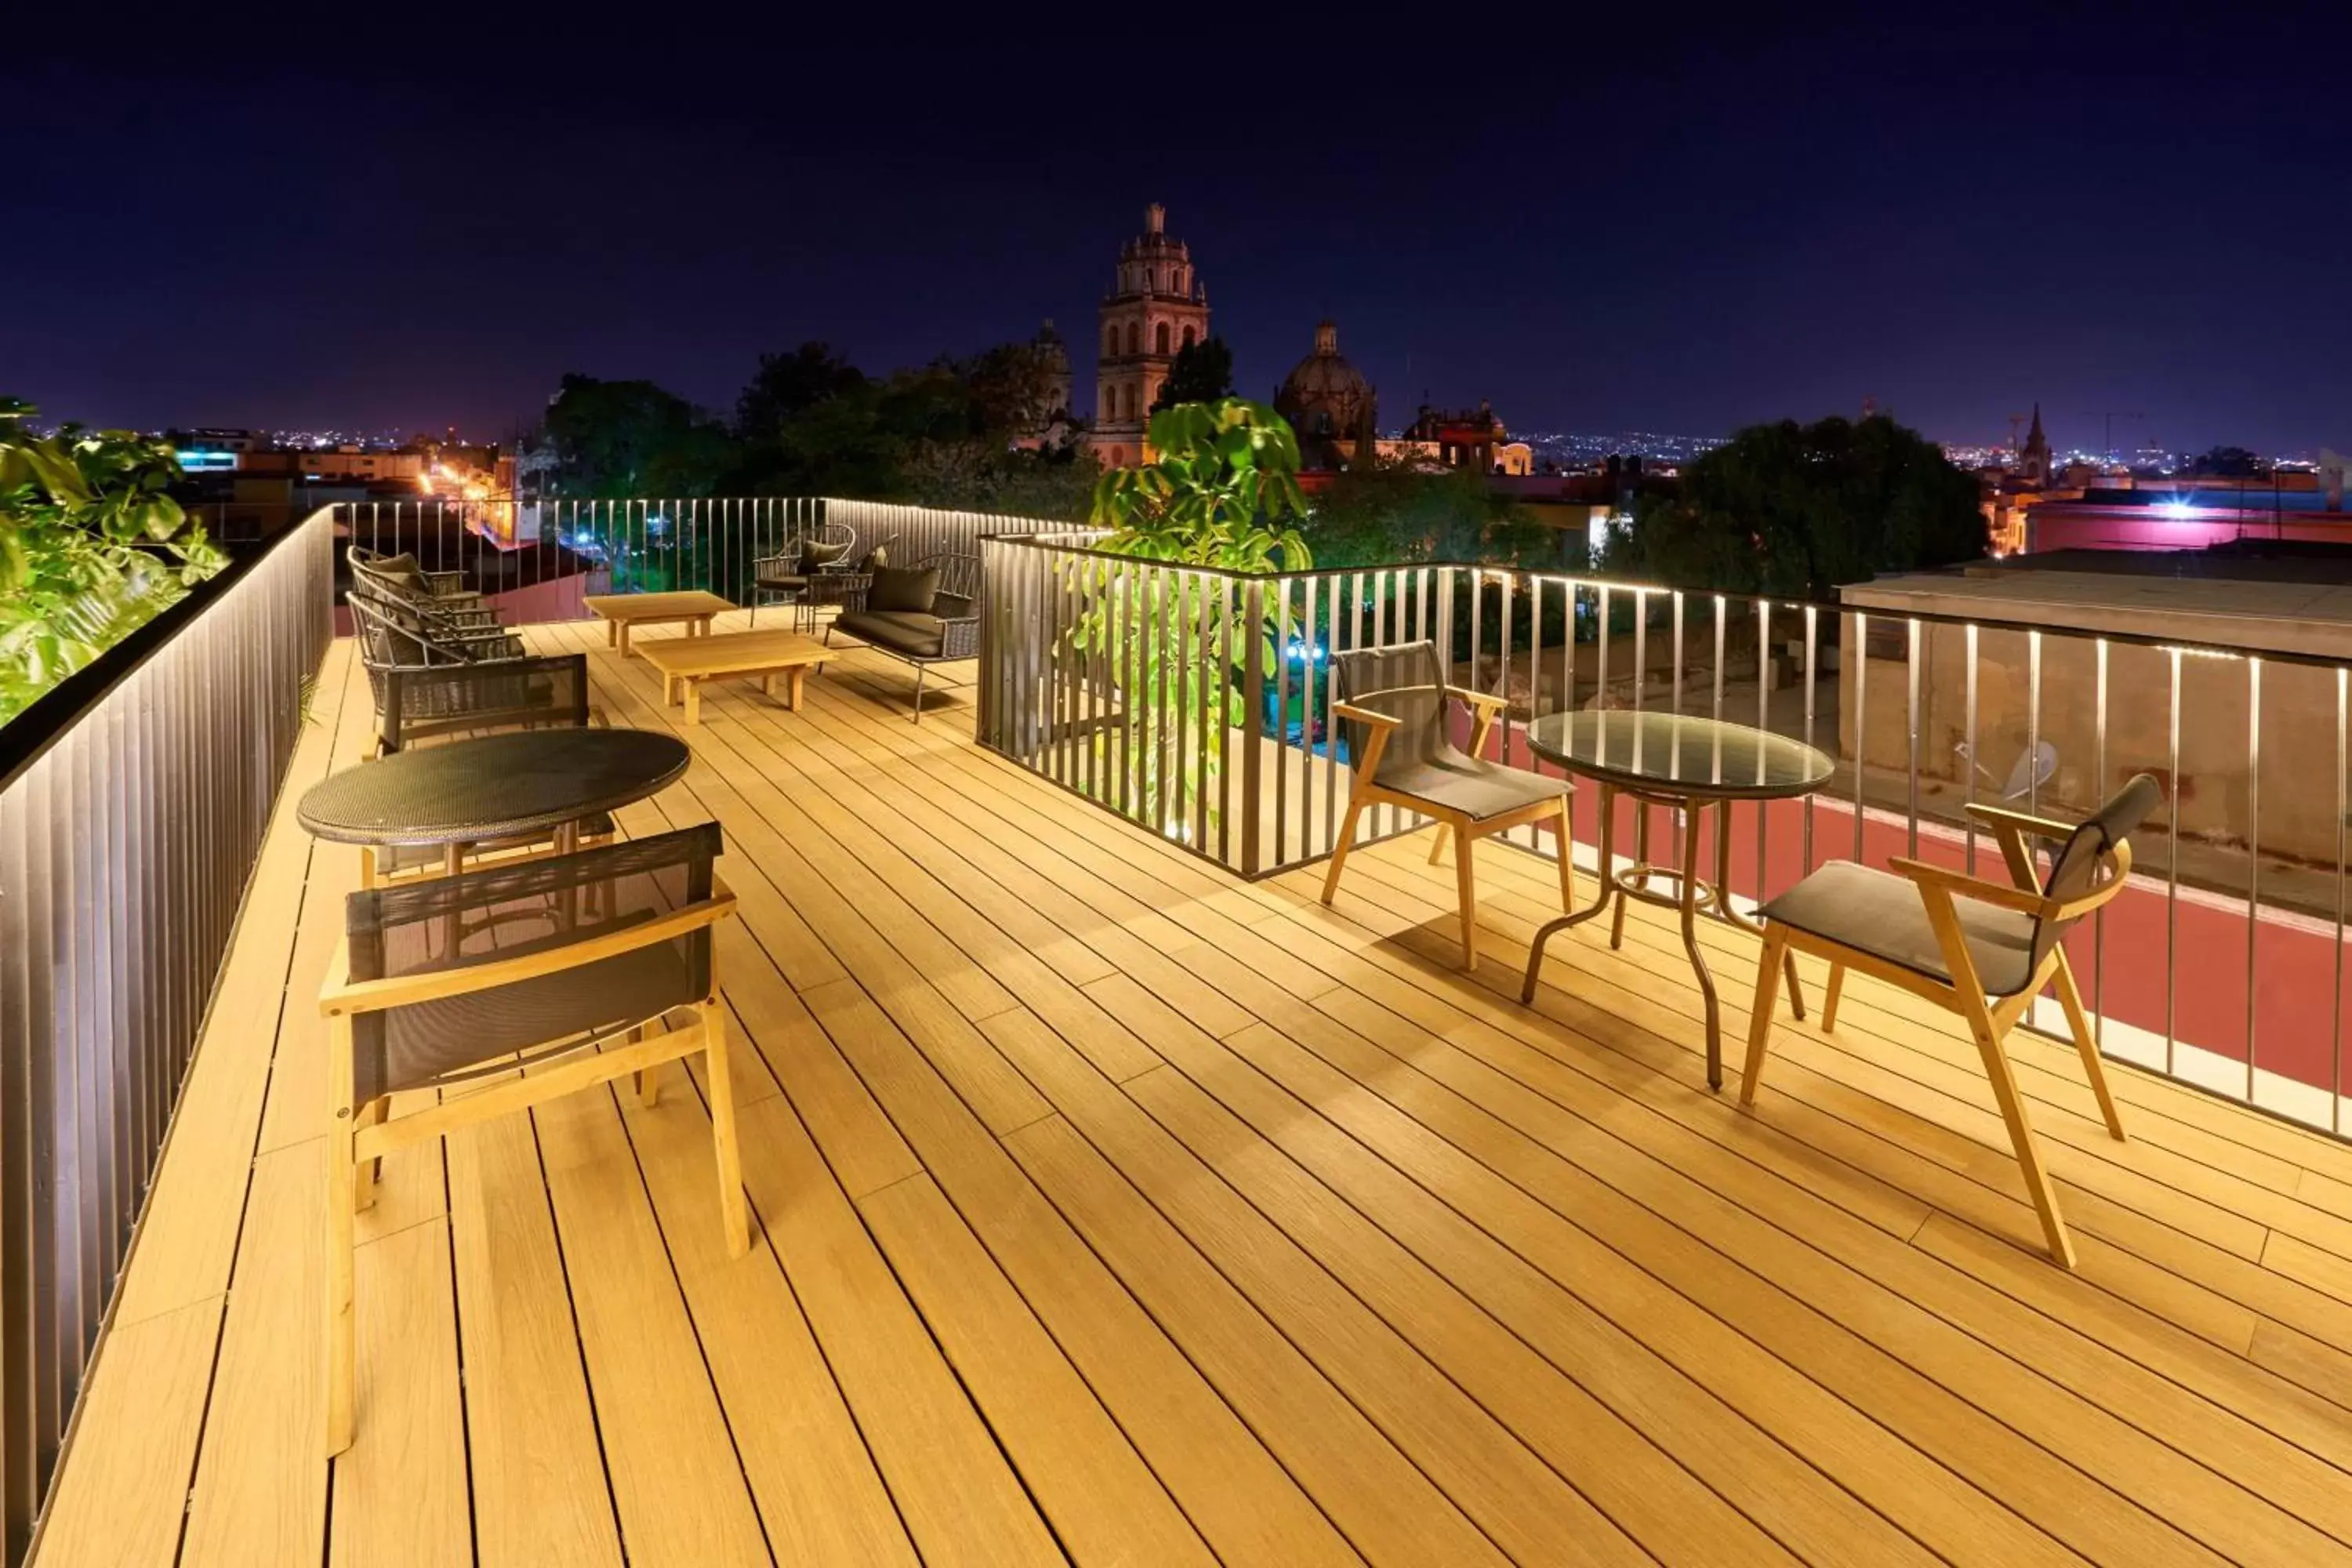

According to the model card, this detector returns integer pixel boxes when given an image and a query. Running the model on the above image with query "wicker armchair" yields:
[321,824,746,1454]
[350,546,486,610]
[349,592,524,715]
[749,522,853,630]
[826,552,980,722]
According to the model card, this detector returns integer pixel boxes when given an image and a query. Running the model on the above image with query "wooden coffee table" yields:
[639,628,831,724]
[583,590,734,657]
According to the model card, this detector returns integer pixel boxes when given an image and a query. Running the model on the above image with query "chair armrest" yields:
[941,615,981,661]
[1445,685,1508,713]
[422,571,472,598]
[1962,803,2075,840]
[1888,857,2053,916]
[1331,700,1403,730]
[322,888,738,1016]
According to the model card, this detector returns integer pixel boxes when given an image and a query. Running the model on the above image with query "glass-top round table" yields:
[1522,710,1835,1088]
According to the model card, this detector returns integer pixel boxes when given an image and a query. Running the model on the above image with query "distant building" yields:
[1402,401,1509,472]
[1088,203,1209,468]
[1273,320,1377,472]
[2018,403,2053,486]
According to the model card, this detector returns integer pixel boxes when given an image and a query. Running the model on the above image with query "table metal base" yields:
[1521,781,1804,1090]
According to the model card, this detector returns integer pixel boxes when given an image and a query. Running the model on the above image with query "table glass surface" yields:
[296,728,690,846]
[1523,710,1833,800]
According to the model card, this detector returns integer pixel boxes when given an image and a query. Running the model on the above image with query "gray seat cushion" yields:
[837,609,946,658]
[1374,745,1570,822]
[1760,859,2038,996]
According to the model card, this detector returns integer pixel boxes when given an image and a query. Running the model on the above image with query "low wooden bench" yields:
[638,628,831,724]
[583,590,734,657]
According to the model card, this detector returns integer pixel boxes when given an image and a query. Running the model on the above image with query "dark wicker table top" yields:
[296,728,690,847]
[1524,710,1834,802]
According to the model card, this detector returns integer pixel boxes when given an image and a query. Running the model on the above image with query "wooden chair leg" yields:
[1820,964,1846,1032]
[353,1098,387,1212]
[704,1000,750,1258]
[325,1018,358,1456]
[1322,798,1367,906]
[1739,927,1787,1105]
[1428,823,1450,865]
[1454,828,1479,971]
[2053,950,2126,1141]
[1963,999,2078,1269]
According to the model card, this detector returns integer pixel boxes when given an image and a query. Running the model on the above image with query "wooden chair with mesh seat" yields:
[362,651,614,884]
[1740,773,2162,1268]
[320,822,745,1454]
[1319,640,1574,970]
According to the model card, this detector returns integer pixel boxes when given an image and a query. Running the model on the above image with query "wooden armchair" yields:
[1318,641,1573,970]
[320,824,746,1454]
[1740,773,2162,1267]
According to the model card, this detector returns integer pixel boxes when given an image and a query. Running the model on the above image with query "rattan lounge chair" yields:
[1740,773,2162,1268]
[1319,640,1574,970]
[826,552,979,722]
[321,823,746,1455]
[749,521,852,630]
[350,545,486,610]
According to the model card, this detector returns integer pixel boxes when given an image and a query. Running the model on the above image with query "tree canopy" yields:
[1608,414,1986,599]
[1150,336,1236,413]
[1298,455,1553,569]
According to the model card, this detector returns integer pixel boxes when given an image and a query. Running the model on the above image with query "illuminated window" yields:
[1155,321,1171,355]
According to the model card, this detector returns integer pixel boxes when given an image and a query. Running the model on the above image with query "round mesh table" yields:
[1522,710,1834,1089]
[298,728,690,852]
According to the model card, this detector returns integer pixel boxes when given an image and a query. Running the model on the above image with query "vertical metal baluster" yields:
[1325,575,1341,853]
[1853,612,1867,862]
[1119,559,1136,820]
[2337,667,2347,1136]
[2167,648,2182,1076]
[1353,572,1371,838]
[2027,631,2043,823]
[1802,605,1817,877]
[1300,578,1316,856]
[1964,624,1980,876]
[1526,576,1544,850]
[1156,563,1172,833]
[2092,639,2108,1044]
[1906,618,1922,858]
[1219,575,1236,869]
[1710,596,1723,722]
[1195,571,1213,853]
[1276,579,1291,866]
[1240,578,1261,875]
[2247,657,2261,1104]
[1755,602,1771,899]
[1671,592,1685,717]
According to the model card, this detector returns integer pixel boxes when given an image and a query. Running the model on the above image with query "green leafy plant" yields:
[0,399,227,728]
[1073,400,1312,840]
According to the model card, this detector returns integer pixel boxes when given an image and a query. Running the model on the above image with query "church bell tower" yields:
[1088,203,1211,468]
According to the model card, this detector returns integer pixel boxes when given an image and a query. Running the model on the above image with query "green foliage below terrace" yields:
[0,401,227,731]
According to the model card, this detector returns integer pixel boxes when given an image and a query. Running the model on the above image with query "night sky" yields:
[10,16,2348,456]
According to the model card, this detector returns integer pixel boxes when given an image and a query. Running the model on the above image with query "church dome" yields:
[1276,321,1373,443]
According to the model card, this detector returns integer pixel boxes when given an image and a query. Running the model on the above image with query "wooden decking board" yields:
[28,618,2352,1568]
[1327,840,2352,1399]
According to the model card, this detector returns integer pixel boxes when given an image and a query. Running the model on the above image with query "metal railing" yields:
[328,496,1062,620]
[978,529,2352,1141]
[0,506,335,1559]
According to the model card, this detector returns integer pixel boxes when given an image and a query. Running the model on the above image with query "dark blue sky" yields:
[9,14,2347,456]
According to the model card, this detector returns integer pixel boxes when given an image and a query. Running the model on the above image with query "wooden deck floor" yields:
[32,613,2352,1567]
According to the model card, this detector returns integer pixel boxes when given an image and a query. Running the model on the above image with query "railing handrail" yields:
[983,528,2343,674]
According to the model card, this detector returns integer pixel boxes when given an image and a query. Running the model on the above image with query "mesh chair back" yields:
[379,652,591,754]
[2030,772,2163,970]
[343,822,722,1104]
[1330,640,1447,775]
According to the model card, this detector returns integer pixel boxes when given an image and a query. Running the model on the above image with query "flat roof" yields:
[1844,555,2352,659]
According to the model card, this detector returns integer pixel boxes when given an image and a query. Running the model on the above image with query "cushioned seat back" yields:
[379,652,590,754]
[1331,641,1447,777]
[2030,772,2164,971]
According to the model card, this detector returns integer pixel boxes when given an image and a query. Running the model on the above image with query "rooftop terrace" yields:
[28,612,2352,1566]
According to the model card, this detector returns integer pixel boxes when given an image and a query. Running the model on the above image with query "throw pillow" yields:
[866,563,941,614]
[800,537,849,569]
[371,552,431,593]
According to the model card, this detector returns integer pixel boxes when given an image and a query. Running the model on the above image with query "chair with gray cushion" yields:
[827,553,980,722]
[1318,640,1573,971]
[349,591,526,710]
[1740,773,2162,1269]
[320,823,747,1454]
